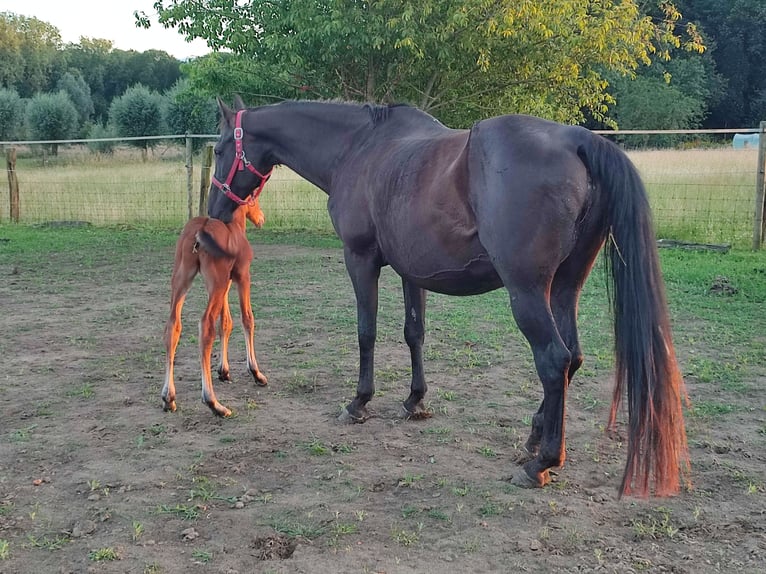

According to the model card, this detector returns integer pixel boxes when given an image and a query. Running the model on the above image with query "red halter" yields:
[211,110,273,206]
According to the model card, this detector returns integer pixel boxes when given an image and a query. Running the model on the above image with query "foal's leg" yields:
[199,276,233,417]
[234,272,268,386]
[338,248,381,423]
[162,267,196,412]
[217,282,234,382]
[400,278,430,419]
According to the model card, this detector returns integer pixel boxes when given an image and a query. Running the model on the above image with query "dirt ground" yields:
[1,231,765,573]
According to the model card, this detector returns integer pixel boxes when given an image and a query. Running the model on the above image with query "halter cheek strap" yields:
[211,110,273,206]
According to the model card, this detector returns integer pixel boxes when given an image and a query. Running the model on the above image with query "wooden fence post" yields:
[6,147,19,223]
[185,135,194,221]
[198,143,214,216]
[753,121,766,250]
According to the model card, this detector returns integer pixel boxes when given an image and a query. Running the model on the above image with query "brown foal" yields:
[162,200,268,417]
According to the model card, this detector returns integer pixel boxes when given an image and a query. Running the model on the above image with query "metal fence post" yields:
[753,121,766,250]
[199,143,214,216]
[185,134,194,220]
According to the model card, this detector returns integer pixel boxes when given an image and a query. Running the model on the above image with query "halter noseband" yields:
[211,110,273,206]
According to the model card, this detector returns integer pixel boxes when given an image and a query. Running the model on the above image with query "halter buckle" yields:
[233,127,243,140]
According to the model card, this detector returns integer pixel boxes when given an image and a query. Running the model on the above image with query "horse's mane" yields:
[364,103,412,126]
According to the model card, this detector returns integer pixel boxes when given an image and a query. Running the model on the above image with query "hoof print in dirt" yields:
[253,535,296,560]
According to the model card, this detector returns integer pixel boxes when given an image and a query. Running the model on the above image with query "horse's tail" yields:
[195,222,234,259]
[576,131,689,497]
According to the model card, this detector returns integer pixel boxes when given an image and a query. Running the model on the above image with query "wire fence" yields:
[3,126,765,249]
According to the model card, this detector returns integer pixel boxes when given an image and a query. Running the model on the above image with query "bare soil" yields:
[1,233,764,573]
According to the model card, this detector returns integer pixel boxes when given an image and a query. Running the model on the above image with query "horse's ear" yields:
[217,97,235,126]
[233,94,247,111]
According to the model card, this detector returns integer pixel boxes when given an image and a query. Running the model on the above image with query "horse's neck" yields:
[228,208,248,235]
[262,103,369,192]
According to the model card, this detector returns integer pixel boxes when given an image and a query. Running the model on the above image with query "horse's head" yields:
[208,96,274,223]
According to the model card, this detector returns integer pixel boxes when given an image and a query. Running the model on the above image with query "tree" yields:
[108,84,165,160]
[24,91,78,155]
[676,0,766,128]
[0,12,61,97]
[56,70,94,130]
[138,0,703,126]
[164,78,217,150]
[0,87,25,141]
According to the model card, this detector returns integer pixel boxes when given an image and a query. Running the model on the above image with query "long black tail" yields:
[577,132,689,497]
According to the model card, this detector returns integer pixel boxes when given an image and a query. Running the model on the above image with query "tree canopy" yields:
[138,0,703,126]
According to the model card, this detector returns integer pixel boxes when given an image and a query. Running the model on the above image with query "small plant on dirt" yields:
[0,502,12,516]
[437,388,457,401]
[397,473,423,488]
[132,521,144,541]
[391,526,419,547]
[143,563,161,574]
[89,547,119,561]
[87,479,100,492]
[427,508,450,522]
[0,539,10,560]
[452,484,470,496]
[192,549,212,563]
[304,438,329,456]
[477,445,497,458]
[479,500,501,518]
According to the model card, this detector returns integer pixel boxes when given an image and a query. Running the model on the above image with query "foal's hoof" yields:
[217,368,232,382]
[338,406,369,424]
[253,370,268,387]
[511,466,551,489]
[208,401,232,418]
[399,402,432,420]
[162,398,177,413]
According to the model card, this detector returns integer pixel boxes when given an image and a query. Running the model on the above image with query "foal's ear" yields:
[233,94,247,111]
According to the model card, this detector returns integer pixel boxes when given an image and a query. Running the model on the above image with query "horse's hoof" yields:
[511,466,550,489]
[253,371,268,387]
[399,402,432,420]
[162,400,177,413]
[338,406,368,424]
[209,402,232,417]
[218,369,232,382]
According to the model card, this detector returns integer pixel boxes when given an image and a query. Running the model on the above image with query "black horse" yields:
[208,97,689,497]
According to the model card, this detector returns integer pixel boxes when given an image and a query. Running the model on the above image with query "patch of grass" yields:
[631,507,679,540]
[304,438,329,456]
[688,401,737,419]
[268,514,325,539]
[132,521,144,541]
[477,446,497,458]
[0,539,9,560]
[191,549,212,563]
[66,383,94,399]
[9,424,37,442]
[156,504,199,521]
[89,547,119,561]
[26,534,69,550]
[391,526,420,547]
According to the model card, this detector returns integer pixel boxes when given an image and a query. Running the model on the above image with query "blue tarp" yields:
[733,133,760,149]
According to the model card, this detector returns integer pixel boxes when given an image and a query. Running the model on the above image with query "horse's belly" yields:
[393,252,503,296]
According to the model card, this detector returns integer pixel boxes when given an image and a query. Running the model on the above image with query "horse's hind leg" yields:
[400,278,430,419]
[217,282,234,382]
[234,272,268,386]
[199,280,233,417]
[506,286,572,488]
[162,268,195,412]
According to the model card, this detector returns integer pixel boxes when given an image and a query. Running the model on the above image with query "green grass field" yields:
[1,144,761,247]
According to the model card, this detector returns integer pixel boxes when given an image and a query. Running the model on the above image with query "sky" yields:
[1,0,211,59]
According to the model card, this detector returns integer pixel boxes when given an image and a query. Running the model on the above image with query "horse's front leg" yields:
[338,247,381,423]
[400,278,430,419]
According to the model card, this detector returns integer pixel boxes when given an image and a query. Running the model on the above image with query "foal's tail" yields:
[195,222,234,259]
[576,131,689,497]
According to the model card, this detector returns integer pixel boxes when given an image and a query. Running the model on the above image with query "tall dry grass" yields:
[1,144,760,246]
